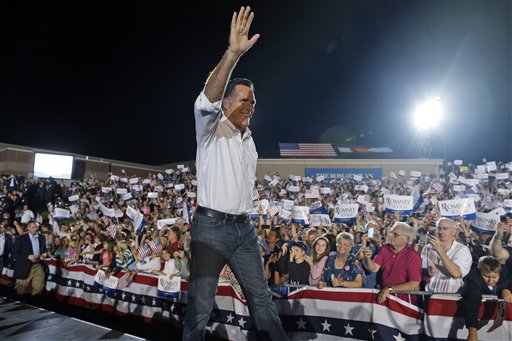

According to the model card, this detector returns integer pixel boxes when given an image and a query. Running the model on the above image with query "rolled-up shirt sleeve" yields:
[194,91,222,145]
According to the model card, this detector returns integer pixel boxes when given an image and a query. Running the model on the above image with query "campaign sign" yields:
[471,212,500,234]
[310,214,331,227]
[383,195,414,215]
[288,185,300,193]
[438,198,476,220]
[100,204,115,218]
[54,208,71,220]
[157,218,176,230]
[280,209,292,222]
[93,269,119,295]
[157,275,181,298]
[282,199,294,210]
[333,204,359,223]
[505,199,512,213]
[292,206,309,224]
[68,194,79,202]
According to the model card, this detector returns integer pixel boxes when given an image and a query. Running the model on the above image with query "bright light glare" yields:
[33,153,73,179]
[413,98,443,131]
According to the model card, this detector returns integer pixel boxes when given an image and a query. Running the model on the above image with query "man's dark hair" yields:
[224,78,254,99]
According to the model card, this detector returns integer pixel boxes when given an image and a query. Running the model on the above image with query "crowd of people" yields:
[1,159,512,339]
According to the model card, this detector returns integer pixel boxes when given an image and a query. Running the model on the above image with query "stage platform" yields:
[0,296,145,341]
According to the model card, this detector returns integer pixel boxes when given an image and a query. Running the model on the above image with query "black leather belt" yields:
[196,206,248,223]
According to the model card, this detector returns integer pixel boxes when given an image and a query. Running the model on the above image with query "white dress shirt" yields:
[422,239,472,293]
[21,209,35,224]
[194,91,257,215]
[30,233,40,258]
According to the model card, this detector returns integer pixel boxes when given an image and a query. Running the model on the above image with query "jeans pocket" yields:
[193,214,223,227]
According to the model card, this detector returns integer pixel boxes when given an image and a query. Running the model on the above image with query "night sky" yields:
[2,1,510,165]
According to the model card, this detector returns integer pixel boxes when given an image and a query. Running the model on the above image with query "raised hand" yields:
[428,234,443,254]
[497,222,508,237]
[228,6,260,57]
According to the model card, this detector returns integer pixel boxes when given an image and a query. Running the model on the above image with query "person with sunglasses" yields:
[363,222,422,305]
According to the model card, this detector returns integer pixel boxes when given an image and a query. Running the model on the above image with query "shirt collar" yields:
[220,112,252,139]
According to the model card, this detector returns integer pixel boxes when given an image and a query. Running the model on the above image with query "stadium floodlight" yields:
[413,98,443,131]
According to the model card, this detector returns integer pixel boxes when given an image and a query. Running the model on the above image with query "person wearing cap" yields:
[183,6,287,340]
[421,218,472,293]
[275,241,310,286]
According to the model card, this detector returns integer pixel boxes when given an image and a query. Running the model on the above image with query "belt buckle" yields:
[221,212,230,222]
[227,213,236,222]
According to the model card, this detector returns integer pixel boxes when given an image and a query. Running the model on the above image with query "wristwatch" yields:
[387,286,393,293]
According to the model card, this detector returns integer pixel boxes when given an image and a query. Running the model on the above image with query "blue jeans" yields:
[182,213,287,340]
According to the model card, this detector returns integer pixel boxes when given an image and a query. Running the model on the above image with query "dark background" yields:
[1,1,510,165]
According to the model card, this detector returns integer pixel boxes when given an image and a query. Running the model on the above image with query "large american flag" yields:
[279,143,337,158]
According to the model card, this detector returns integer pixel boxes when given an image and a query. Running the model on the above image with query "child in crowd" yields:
[275,241,311,286]
[308,236,330,286]
[461,256,512,341]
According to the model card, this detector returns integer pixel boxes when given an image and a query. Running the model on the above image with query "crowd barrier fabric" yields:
[2,261,512,340]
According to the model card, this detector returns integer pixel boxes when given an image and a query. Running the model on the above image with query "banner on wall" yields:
[305,168,383,181]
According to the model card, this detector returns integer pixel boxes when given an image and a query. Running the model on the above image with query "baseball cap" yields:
[290,240,307,252]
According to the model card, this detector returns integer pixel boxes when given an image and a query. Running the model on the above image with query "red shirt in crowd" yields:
[373,244,422,304]
[167,241,180,253]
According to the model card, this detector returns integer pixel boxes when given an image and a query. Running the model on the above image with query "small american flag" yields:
[279,143,337,158]
[117,272,132,289]
[107,225,117,239]
[424,183,442,196]
[431,183,443,195]
[148,237,163,254]
[251,188,260,201]
[138,243,152,259]
[268,205,280,217]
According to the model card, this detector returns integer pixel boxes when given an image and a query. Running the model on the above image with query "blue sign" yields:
[305,168,383,181]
